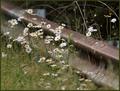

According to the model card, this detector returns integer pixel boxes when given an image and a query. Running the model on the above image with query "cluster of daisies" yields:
[1,9,98,90]
[5,8,68,54]
[5,8,118,58]
[86,13,117,37]
[86,26,97,37]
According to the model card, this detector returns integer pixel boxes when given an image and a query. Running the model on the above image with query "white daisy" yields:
[46,24,51,29]
[60,60,65,64]
[94,14,96,17]
[17,16,24,21]
[25,9,33,14]
[58,26,64,30]
[43,72,50,76]
[54,35,61,41]
[61,86,66,90]
[44,39,51,44]
[59,42,67,48]
[8,19,18,27]
[25,47,32,53]
[88,26,97,32]
[51,73,58,77]
[1,52,7,58]
[7,44,12,48]
[15,36,25,42]
[30,32,38,37]
[4,32,10,35]
[38,57,46,63]
[46,58,52,63]
[111,18,117,23]
[55,29,62,34]
[61,23,66,27]
[41,21,46,25]
[36,29,43,36]
[24,44,30,48]
[23,27,29,36]
[50,64,57,67]
[27,23,33,28]
[86,31,91,37]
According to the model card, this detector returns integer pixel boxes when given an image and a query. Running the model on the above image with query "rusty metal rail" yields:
[1,1,119,90]
[1,17,119,90]
[1,1,119,61]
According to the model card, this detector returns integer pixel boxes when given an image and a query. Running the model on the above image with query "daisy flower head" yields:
[17,16,24,21]
[7,44,12,48]
[58,26,64,30]
[55,28,62,34]
[51,73,58,77]
[38,57,46,63]
[46,24,51,29]
[27,23,33,28]
[41,21,46,26]
[23,27,29,36]
[61,23,66,27]
[46,58,52,63]
[59,42,67,48]
[111,18,117,23]
[25,9,33,14]
[54,35,61,41]
[43,72,50,76]
[94,14,97,17]
[2,52,7,58]
[24,44,30,48]
[8,19,18,27]
[44,39,51,44]
[36,29,43,36]
[15,36,25,42]
[86,31,91,37]
[4,32,10,36]
[50,64,57,68]
[88,26,97,32]
[30,32,38,37]
[61,86,66,90]
[25,47,32,53]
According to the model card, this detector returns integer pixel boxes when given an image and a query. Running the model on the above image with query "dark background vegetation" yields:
[5,0,119,42]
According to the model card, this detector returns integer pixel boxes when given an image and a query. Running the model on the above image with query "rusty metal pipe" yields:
[1,1,119,61]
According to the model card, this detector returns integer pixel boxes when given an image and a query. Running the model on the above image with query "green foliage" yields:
[1,37,98,90]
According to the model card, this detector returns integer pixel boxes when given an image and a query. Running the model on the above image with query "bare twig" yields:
[97,0,119,20]
[75,1,88,31]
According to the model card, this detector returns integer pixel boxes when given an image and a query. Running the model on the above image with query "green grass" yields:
[1,15,113,90]
[1,36,98,90]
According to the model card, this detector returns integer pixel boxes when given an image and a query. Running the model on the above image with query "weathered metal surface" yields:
[1,17,119,90]
[69,53,119,90]
[1,3,119,89]
[1,1,119,61]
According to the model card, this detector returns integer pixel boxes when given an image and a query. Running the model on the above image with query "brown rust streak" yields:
[1,1,119,61]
